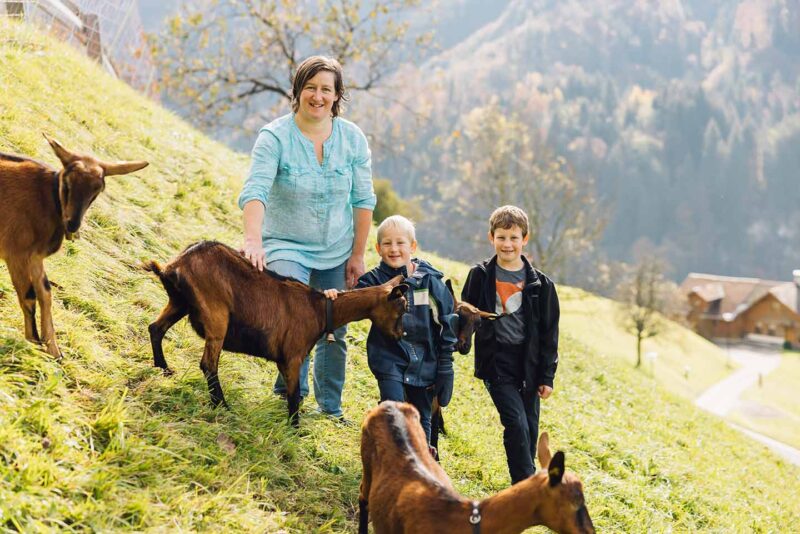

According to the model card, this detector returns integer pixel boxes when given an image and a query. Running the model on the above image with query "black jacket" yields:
[461,255,560,389]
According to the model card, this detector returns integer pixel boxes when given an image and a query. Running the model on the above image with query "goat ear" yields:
[537,432,552,468]
[548,451,565,487]
[100,160,149,176]
[43,134,76,166]
[389,283,409,301]
[386,274,405,287]
[479,311,500,321]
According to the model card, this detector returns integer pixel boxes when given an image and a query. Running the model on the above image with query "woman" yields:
[238,56,375,420]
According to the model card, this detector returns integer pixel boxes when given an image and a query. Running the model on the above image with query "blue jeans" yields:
[378,379,435,443]
[270,259,348,417]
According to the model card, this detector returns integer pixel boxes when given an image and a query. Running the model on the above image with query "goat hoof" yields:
[162,367,174,377]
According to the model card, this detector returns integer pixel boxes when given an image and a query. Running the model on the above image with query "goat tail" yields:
[143,260,185,304]
[141,260,163,277]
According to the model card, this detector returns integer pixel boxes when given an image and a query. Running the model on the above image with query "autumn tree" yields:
[616,255,671,368]
[441,101,606,278]
[151,0,431,143]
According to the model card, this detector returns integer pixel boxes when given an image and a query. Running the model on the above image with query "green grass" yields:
[2,19,800,532]
[559,287,735,399]
[730,353,800,449]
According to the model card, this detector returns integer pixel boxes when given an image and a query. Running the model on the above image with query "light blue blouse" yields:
[238,114,377,269]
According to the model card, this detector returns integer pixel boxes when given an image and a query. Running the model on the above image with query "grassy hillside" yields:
[1,20,799,532]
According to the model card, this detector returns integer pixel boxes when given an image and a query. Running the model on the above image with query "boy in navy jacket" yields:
[461,206,560,484]
[326,215,458,446]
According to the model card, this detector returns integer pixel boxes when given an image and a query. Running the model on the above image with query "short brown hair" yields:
[489,205,529,237]
[291,55,348,117]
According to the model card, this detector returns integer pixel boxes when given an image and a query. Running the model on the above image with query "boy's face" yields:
[376,226,417,269]
[488,225,529,264]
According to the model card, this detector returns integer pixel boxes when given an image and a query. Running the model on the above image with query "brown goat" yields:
[430,280,498,460]
[144,241,409,425]
[0,135,148,357]
[360,401,594,534]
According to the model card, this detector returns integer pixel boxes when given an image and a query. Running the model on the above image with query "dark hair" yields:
[489,205,529,237]
[291,56,348,117]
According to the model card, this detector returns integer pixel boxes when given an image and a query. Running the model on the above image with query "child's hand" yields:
[538,385,553,399]
[323,289,340,300]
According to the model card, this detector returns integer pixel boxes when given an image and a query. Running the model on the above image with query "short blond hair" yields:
[489,205,529,237]
[377,215,416,242]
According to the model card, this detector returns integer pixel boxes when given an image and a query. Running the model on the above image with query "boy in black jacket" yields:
[461,205,560,484]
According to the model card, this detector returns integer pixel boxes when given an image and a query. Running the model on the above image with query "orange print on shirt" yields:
[496,280,524,314]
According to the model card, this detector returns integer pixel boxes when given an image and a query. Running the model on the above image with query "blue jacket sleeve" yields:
[238,129,280,210]
[431,277,458,372]
[349,126,376,210]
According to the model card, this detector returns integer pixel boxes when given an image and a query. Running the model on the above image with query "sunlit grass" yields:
[1,18,799,532]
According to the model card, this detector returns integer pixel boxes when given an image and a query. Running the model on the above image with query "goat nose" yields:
[67,219,81,233]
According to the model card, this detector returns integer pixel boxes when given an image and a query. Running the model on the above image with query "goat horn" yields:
[101,160,149,176]
[43,133,77,166]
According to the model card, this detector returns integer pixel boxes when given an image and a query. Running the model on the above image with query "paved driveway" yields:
[694,344,782,417]
[694,343,800,466]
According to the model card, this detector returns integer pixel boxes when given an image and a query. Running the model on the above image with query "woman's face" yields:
[298,71,338,122]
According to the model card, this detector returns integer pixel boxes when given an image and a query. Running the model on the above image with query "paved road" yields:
[694,344,781,416]
[694,343,800,466]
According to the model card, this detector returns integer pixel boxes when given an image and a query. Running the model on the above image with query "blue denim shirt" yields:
[357,259,459,386]
[238,114,377,269]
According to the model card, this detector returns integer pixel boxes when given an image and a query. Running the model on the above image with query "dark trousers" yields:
[485,380,541,484]
[377,379,435,443]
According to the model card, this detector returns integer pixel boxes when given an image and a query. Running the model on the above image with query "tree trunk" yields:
[636,331,642,368]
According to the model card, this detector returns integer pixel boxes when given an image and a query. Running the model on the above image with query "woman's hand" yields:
[323,289,340,300]
[241,236,266,271]
[345,253,366,289]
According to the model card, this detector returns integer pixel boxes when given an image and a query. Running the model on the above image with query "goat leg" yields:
[30,260,61,359]
[200,337,228,408]
[148,300,187,376]
[359,433,373,534]
[7,258,41,344]
[280,361,302,427]
[358,498,369,534]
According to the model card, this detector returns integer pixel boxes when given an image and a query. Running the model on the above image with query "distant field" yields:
[732,353,800,449]
[2,19,799,532]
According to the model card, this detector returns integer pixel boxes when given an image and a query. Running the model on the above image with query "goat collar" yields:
[324,298,335,343]
[54,170,78,240]
[52,171,63,218]
[469,501,482,533]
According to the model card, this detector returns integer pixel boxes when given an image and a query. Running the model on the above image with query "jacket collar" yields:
[376,258,443,280]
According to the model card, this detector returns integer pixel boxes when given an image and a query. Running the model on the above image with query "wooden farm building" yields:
[680,271,800,348]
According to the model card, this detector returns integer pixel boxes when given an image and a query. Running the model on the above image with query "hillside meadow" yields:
[2,20,800,532]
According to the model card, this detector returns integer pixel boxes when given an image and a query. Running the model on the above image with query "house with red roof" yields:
[680,270,800,348]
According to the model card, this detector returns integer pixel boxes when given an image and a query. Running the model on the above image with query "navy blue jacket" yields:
[357,259,458,386]
[461,255,560,389]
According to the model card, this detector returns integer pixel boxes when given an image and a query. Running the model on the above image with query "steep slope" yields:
[1,20,799,532]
